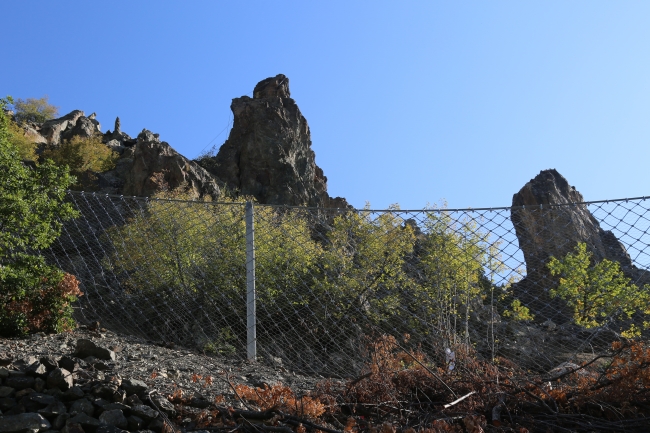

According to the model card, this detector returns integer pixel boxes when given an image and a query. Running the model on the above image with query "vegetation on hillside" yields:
[102,188,527,360]
[548,242,650,336]
[172,335,650,433]
[11,95,59,124]
[42,135,118,188]
[7,95,117,183]
[6,120,38,161]
[0,96,81,336]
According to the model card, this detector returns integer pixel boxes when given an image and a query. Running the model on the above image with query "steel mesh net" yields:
[45,191,650,378]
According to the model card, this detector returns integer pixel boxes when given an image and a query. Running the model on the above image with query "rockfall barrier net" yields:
[45,191,650,378]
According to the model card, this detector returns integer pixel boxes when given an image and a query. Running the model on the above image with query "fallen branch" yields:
[443,391,476,409]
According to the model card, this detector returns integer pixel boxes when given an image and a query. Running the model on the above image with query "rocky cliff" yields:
[510,169,649,322]
[14,75,346,207]
[26,109,101,147]
[98,126,221,199]
[197,74,348,208]
[16,111,221,200]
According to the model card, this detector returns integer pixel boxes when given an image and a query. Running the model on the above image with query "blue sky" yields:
[3,1,650,209]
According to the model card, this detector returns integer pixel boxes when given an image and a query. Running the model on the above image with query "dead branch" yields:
[442,390,476,409]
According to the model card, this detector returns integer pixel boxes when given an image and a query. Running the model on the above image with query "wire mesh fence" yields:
[45,191,650,378]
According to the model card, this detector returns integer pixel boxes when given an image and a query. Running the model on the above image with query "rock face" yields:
[12,76,347,207]
[510,169,648,322]
[13,110,221,200]
[108,129,221,199]
[38,110,101,147]
[11,109,102,149]
[199,74,348,207]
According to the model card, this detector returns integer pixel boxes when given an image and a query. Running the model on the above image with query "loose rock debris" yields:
[1,327,650,433]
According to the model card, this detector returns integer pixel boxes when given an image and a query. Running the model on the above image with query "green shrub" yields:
[12,95,59,124]
[315,205,416,324]
[0,267,83,336]
[0,96,80,336]
[103,189,323,347]
[42,135,118,188]
[548,242,650,336]
[502,299,534,321]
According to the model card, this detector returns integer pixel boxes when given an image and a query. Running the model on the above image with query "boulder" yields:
[129,405,157,421]
[21,124,47,146]
[510,169,649,322]
[68,413,101,432]
[119,380,147,397]
[40,110,85,147]
[98,409,127,429]
[5,376,35,391]
[74,339,116,361]
[69,398,94,417]
[46,368,74,391]
[200,74,348,208]
[37,400,67,418]
[105,140,126,155]
[0,413,50,433]
[62,116,101,142]
[35,109,102,148]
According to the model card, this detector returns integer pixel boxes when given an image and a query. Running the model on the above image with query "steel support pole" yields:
[245,201,257,361]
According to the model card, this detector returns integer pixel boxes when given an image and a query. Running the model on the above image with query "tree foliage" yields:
[103,189,323,349]
[502,298,534,322]
[315,205,416,324]
[548,242,650,335]
[43,135,118,175]
[12,95,59,124]
[42,135,118,189]
[102,192,504,354]
[416,211,489,343]
[0,97,80,336]
[7,121,37,161]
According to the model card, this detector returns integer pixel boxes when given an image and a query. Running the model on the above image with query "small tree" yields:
[316,205,416,325]
[548,242,650,335]
[12,96,59,124]
[0,97,80,336]
[502,299,534,322]
[417,209,490,345]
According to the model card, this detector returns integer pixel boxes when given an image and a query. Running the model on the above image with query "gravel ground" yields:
[0,324,336,410]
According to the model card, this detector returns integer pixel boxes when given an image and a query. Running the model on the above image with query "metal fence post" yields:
[245,201,257,361]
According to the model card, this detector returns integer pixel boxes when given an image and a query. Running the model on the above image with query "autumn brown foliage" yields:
[166,334,650,433]
[234,383,326,418]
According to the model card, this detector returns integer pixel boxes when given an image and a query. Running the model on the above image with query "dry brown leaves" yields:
[234,383,326,418]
